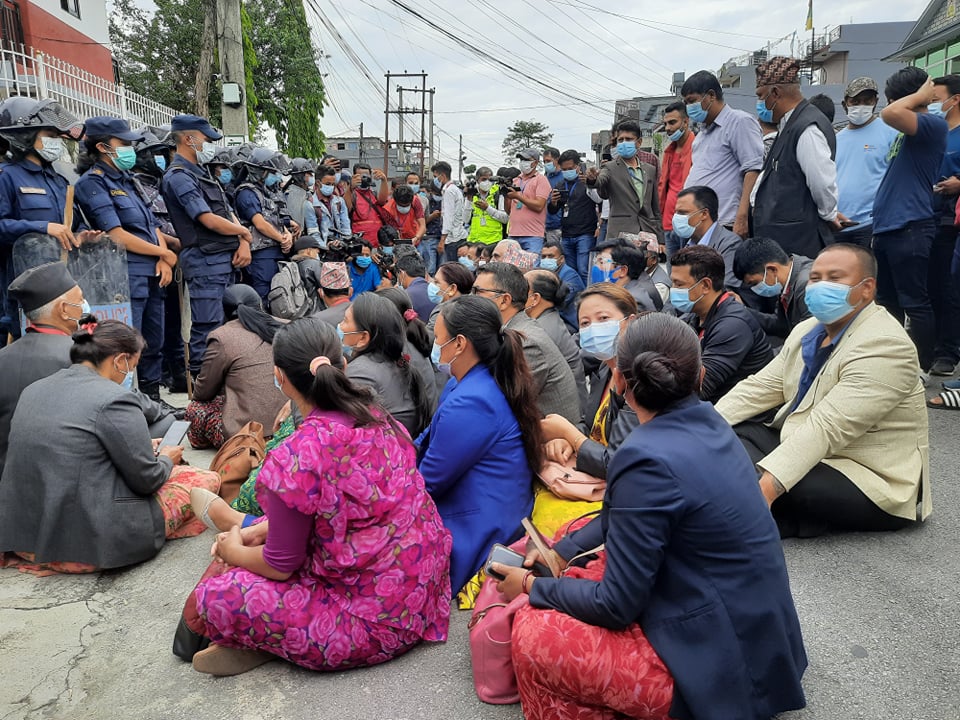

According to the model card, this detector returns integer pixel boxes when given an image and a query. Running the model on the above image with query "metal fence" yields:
[0,43,178,125]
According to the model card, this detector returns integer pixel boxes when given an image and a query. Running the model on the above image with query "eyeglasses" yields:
[471,287,506,297]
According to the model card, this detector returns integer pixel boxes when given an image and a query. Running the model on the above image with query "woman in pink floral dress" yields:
[186,317,453,676]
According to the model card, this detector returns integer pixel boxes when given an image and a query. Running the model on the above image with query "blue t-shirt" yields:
[348,260,382,299]
[872,113,948,234]
[835,118,899,230]
[936,124,960,221]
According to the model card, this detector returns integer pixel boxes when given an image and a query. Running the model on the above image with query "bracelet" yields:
[521,570,534,594]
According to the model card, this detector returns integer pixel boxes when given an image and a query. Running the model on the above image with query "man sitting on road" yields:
[716,243,931,538]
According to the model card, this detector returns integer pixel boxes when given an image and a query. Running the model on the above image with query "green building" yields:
[889,0,960,75]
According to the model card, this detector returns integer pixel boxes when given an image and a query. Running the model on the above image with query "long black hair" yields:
[376,285,431,358]
[222,284,283,344]
[70,319,145,365]
[440,295,544,473]
[350,292,432,435]
[272,316,385,427]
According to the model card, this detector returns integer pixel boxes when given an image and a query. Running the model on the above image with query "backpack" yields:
[267,260,312,320]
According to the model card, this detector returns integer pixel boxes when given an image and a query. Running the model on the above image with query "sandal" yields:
[927,388,960,410]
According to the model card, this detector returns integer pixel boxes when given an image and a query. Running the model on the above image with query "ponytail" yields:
[492,328,545,474]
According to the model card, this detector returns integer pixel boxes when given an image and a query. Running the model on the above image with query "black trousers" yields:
[733,422,914,539]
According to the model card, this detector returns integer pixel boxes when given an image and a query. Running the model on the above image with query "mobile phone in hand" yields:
[484,543,552,581]
[156,420,190,455]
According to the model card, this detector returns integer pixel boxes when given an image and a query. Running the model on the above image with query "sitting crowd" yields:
[0,77,937,718]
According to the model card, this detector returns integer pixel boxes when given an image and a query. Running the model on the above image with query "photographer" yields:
[547,149,601,283]
[383,185,426,245]
[466,166,509,247]
[505,149,551,254]
[344,162,390,245]
[313,165,351,244]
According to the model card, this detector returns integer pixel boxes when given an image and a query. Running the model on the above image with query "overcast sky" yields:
[307,0,929,167]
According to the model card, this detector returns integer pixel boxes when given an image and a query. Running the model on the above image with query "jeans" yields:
[443,239,465,264]
[832,223,874,248]
[929,224,960,365]
[419,235,439,275]
[561,233,594,284]
[873,218,936,370]
[597,220,608,246]
[129,274,165,388]
[664,230,683,264]
[510,235,544,255]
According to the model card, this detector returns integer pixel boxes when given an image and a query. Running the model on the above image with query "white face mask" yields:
[477,180,493,192]
[37,137,64,162]
[519,160,535,175]
[846,105,875,126]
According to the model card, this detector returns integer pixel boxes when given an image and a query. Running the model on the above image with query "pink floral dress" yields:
[193,410,453,671]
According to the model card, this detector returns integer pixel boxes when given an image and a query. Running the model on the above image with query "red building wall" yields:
[19,2,113,81]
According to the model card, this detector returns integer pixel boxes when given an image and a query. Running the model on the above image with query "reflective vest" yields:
[468,184,504,245]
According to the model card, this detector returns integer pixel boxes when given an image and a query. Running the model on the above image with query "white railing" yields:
[0,43,178,126]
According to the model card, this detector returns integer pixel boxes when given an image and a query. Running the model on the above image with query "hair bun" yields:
[71,328,96,344]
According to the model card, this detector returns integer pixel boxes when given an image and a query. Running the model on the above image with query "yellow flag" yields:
[805,0,813,31]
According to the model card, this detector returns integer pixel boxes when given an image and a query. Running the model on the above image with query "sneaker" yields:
[929,359,956,376]
[159,398,186,419]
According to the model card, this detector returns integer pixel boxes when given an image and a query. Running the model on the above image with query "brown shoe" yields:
[192,644,274,676]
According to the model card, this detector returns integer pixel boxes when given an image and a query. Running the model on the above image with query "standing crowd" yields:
[0,54,946,719]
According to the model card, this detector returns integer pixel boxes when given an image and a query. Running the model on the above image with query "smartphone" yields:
[485,543,554,581]
[156,419,190,455]
[839,219,860,228]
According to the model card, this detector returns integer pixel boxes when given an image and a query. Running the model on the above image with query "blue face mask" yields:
[561,169,578,181]
[669,128,684,143]
[265,172,282,188]
[154,154,167,171]
[756,92,776,124]
[579,319,623,361]
[427,281,445,304]
[458,256,476,271]
[433,177,442,189]
[544,162,556,174]
[218,169,233,185]
[354,255,372,268]
[431,337,457,374]
[397,205,411,215]
[319,183,335,197]
[336,324,355,359]
[540,257,559,272]
[116,356,135,390]
[671,210,702,240]
[928,102,946,118]
[81,299,92,315]
[274,374,282,391]
[408,183,420,194]
[382,246,394,256]
[113,145,137,171]
[750,269,783,298]
[804,279,865,324]
[616,141,638,160]
[686,99,710,123]
[669,279,704,313]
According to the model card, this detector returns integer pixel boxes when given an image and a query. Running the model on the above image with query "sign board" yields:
[224,135,247,147]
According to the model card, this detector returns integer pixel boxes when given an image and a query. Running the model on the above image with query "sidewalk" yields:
[1,394,958,719]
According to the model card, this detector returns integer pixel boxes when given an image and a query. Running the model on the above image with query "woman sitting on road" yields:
[0,320,218,575]
[493,313,807,720]
[376,285,439,414]
[425,261,474,332]
[184,317,452,676]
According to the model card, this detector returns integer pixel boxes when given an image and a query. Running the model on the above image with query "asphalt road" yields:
[1,387,958,720]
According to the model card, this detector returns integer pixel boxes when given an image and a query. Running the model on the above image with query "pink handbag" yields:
[538,459,606,503]
[467,569,529,704]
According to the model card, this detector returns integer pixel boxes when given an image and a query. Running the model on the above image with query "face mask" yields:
[427,282,445,304]
[218,169,233,185]
[382,246,394,256]
[194,141,217,165]
[579,319,622,361]
[686,99,709,123]
[544,162,556,174]
[846,105,874,126]
[355,255,372,268]
[616,141,637,160]
[670,279,704,313]
[756,93,776,124]
[274,374,283,391]
[540,257,559,272]
[408,183,420,194]
[562,169,578,181]
[319,183,335,197]
[672,211,702,240]
[750,269,783,298]
[397,205,411,215]
[804,279,865,324]
[304,174,315,187]
[431,337,457,374]
[37,137,64,162]
[477,180,493,192]
[669,128,684,143]
[154,154,167,171]
[336,324,355,359]
[433,177,442,189]
[459,256,476,271]
[110,145,137,171]
[519,160,535,175]
[590,262,615,284]
[265,172,282,188]
[115,355,134,389]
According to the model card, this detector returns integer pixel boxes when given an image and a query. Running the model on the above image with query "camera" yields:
[464,179,478,198]
[359,175,373,189]
[555,188,569,205]
[322,234,363,263]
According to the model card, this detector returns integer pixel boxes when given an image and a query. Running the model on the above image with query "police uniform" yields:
[0,158,71,247]
[75,160,166,393]
[234,183,286,301]
[161,151,238,375]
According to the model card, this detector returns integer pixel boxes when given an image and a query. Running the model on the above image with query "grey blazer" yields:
[505,312,582,424]
[533,307,589,417]
[346,352,426,437]
[0,365,173,568]
[590,156,663,241]
[689,223,743,290]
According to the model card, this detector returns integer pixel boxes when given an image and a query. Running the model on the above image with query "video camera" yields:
[322,232,364,263]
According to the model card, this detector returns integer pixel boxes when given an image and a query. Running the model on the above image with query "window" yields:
[348,142,358,151]
[336,142,345,150]
[60,0,80,18]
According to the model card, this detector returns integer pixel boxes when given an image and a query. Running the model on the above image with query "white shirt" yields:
[441,181,469,241]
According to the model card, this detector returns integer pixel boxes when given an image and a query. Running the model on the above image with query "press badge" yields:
[480,215,487,226]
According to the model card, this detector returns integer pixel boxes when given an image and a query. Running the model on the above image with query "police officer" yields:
[160,114,251,380]
[75,117,177,403]
[284,157,320,241]
[206,146,238,206]
[233,147,294,302]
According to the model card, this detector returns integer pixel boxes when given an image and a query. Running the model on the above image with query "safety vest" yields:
[468,184,505,245]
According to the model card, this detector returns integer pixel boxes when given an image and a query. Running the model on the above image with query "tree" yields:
[502,120,553,162]
[463,163,477,175]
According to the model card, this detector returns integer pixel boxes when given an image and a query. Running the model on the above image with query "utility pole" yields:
[384,72,391,177]
[457,134,463,182]
[384,71,429,180]
[418,74,427,178]
[359,122,364,163]
[216,0,247,140]
[428,88,435,171]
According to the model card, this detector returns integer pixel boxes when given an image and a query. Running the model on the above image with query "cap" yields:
[516,148,540,161]
[84,116,145,142]
[8,262,77,312]
[844,76,879,99]
[756,56,801,86]
[170,114,223,140]
[294,235,323,253]
[319,261,350,290]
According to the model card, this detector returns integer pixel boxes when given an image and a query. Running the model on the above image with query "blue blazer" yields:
[533,395,807,720]
[416,364,532,594]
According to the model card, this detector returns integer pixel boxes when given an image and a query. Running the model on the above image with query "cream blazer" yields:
[716,303,931,521]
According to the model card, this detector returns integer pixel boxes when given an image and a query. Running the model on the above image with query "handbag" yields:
[208,421,266,504]
[538,458,606,503]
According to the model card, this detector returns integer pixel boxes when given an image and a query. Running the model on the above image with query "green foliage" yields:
[501,120,553,162]
[463,163,476,175]
[240,4,259,138]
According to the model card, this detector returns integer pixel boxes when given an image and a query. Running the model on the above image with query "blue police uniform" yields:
[0,158,71,247]
[234,183,286,302]
[161,153,238,375]
[75,160,165,390]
